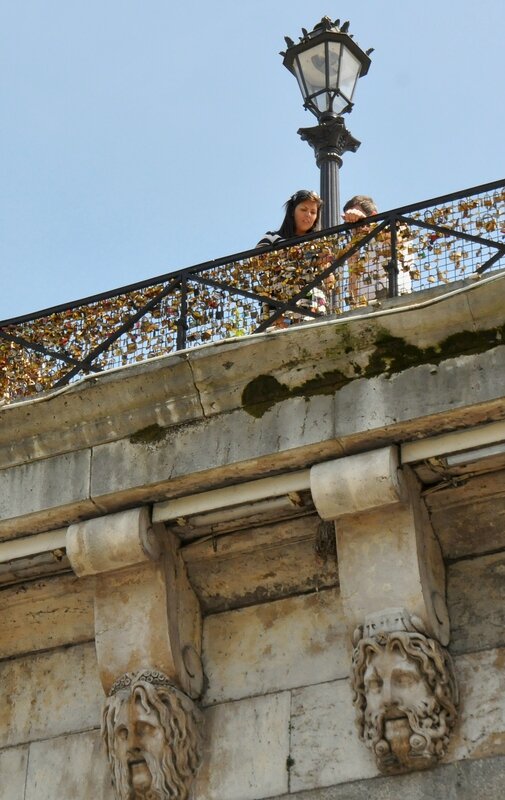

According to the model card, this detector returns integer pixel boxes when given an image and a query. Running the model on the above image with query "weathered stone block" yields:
[448,551,505,654]
[272,753,505,799]
[427,471,505,559]
[0,449,96,539]
[184,515,338,614]
[194,692,291,800]
[203,589,348,705]
[0,573,95,660]
[447,647,505,762]
[0,643,103,747]
[290,679,378,791]
[88,404,337,510]
[24,729,113,800]
[0,355,200,471]
[0,744,28,800]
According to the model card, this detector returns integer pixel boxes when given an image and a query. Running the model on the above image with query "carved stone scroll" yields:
[310,447,458,774]
[310,446,449,644]
[67,507,204,799]
[67,507,203,698]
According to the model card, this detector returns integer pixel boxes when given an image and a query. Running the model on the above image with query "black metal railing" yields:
[1,179,504,404]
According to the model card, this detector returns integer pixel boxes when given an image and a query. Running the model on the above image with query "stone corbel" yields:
[310,446,448,644]
[310,447,458,775]
[66,507,204,800]
[67,506,202,697]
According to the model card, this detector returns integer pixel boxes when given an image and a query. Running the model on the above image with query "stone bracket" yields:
[67,506,203,698]
[310,446,449,644]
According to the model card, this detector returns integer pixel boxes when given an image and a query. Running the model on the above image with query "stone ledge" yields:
[1,273,504,475]
[0,573,95,661]
[186,515,338,614]
[2,346,505,541]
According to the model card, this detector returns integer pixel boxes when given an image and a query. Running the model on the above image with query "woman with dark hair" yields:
[256,190,334,325]
[257,189,323,246]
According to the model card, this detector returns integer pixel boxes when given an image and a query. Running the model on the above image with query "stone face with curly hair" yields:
[351,631,458,775]
[102,670,203,800]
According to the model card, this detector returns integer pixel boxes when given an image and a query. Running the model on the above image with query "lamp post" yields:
[282,17,372,228]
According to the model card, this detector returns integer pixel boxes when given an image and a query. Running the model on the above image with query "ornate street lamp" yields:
[282,17,373,228]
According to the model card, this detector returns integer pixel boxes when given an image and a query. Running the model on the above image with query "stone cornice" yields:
[0,275,504,472]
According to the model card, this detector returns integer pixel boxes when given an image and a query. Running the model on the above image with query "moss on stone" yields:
[129,424,168,444]
[241,322,505,418]
[241,369,354,418]
[241,375,292,418]
[364,325,505,378]
[364,333,429,377]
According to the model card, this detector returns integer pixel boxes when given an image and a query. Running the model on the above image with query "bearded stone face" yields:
[352,632,458,775]
[112,690,167,798]
[363,649,442,772]
[102,675,202,800]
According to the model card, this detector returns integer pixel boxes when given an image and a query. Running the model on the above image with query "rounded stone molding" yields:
[66,506,160,577]
[310,446,405,519]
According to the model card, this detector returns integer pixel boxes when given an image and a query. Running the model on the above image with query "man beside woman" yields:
[256,189,413,324]
[342,195,413,306]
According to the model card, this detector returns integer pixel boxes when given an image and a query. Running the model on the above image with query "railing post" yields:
[176,276,188,351]
[388,213,399,297]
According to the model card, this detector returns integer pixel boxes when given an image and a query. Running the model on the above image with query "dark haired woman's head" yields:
[278,190,322,238]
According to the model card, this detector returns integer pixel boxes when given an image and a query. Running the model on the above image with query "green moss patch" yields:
[241,370,353,418]
[129,423,168,444]
[242,323,505,418]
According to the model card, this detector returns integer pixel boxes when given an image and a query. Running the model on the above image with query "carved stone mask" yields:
[351,631,458,774]
[102,670,203,800]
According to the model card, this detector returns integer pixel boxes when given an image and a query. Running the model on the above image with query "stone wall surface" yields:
[2,556,505,796]
[23,730,113,800]
[446,647,505,763]
[194,692,291,800]
[196,640,505,800]
[0,731,113,800]
[202,588,348,704]
[0,745,28,800]
[198,586,505,798]
[448,550,505,654]
[290,680,378,790]
[273,754,505,800]
[0,643,102,748]
[1,573,95,659]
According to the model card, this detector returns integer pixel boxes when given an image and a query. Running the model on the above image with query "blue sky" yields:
[1,0,504,320]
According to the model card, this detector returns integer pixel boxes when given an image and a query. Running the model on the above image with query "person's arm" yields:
[342,208,367,224]
[343,209,368,305]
